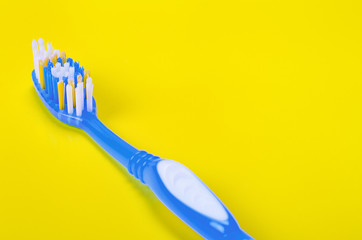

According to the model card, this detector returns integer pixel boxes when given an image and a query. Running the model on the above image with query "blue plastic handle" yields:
[82,116,254,240]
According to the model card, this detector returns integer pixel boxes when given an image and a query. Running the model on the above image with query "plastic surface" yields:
[32,69,253,240]
[157,160,228,222]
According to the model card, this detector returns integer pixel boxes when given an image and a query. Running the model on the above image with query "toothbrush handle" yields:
[82,116,139,168]
[83,117,253,239]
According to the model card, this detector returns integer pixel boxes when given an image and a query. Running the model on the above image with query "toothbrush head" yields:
[31,39,96,128]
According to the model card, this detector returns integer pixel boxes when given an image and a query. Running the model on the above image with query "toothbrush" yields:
[31,39,254,240]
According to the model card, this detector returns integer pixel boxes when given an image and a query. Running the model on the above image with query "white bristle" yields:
[86,78,93,112]
[78,82,84,111]
[46,42,53,54]
[64,62,70,71]
[87,77,93,85]
[62,64,70,78]
[75,85,83,117]
[80,83,84,112]
[63,67,69,78]
[59,72,63,82]
[53,49,60,58]
[32,39,40,81]
[60,67,66,78]
[51,65,74,79]
[51,65,61,78]
[44,49,53,60]
[51,67,57,77]
[50,52,57,61]
[68,67,75,80]
[38,38,46,57]
[66,84,73,114]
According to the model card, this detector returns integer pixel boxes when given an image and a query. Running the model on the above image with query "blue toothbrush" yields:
[31,39,254,240]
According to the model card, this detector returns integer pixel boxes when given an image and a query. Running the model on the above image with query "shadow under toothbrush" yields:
[31,88,202,240]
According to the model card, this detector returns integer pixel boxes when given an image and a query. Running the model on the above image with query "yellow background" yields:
[0,0,361,239]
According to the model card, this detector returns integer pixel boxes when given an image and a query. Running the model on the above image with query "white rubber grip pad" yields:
[157,160,228,222]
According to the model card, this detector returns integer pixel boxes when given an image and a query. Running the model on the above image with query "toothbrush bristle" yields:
[66,83,74,114]
[60,51,66,65]
[38,38,45,56]
[70,79,76,108]
[86,78,93,112]
[32,39,94,117]
[39,60,45,89]
[75,83,83,116]
[32,40,40,81]
[58,80,65,110]
[77,74,83,83]
[84,70,90,99]
[50,54,57,66]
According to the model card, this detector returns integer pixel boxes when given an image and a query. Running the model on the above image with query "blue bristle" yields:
[47,62,54,100]
[44,66,49,94]
[74,61,79,74]
[64,76,68,106]
[80,67,84,80]
[67,58,73,67]
[57,57,63,66]
[74,62,80,88]
[52,75,59,103]
[47,69,52,97]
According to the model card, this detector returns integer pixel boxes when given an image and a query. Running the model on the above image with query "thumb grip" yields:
[142,159,254,240]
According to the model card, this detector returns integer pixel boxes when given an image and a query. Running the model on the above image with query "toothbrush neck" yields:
[82,116,139,169]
